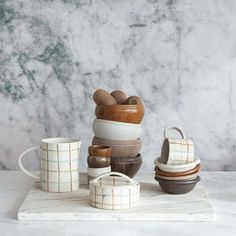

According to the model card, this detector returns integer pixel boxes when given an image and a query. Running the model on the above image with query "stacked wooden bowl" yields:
[91,89,145,178]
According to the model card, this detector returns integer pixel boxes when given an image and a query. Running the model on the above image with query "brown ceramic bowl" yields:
[155,164,201,177]
[155,170,199,181]
[155,176,201,194]
[92,137,141,158]
[110,154,142,178]
[87,156,111,168]
[95,104,145,124]
[88,145,112,157]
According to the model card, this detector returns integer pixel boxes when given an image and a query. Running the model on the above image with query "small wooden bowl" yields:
[87,156,111,168]
[155,164,201,177]
[95,104,144,124]
[88,145,112,157]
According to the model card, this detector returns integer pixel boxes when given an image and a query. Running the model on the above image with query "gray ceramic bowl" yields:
[155,176,200,194]
[92,136,142,158]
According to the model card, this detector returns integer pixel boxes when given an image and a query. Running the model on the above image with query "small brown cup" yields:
[87,156,111,168]
[88,145,112,157]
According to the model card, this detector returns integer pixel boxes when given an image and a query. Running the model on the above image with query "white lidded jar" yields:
[89,172,140,210]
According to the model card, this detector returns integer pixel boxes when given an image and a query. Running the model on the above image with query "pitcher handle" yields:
[18,146,40,179]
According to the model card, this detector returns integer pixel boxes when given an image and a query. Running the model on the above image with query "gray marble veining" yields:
[0,0,236,171]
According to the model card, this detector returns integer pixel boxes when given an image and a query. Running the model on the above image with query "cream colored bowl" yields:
[154,157,200,173]
[92,119,142,140]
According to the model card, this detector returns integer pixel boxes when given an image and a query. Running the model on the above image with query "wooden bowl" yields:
[88,145,112,157]
[155,176,200,194]
[155,171,199,181]
[95,104,144,124]
[155,164,201,177]
[110,154,142,178]
[87,156,111,168]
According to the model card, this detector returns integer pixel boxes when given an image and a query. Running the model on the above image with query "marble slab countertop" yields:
[0,171,236,235]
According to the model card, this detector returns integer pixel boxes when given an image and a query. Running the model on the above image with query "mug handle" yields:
[164,126,186,139]
[18,146,40,179]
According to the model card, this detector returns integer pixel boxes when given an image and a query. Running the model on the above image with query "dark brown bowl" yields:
[92,137,141,158]
[88,145,112,157]
[110,154,142,178]
[87,156,111,168]
[95,104,144,124]
[155,176,201,194]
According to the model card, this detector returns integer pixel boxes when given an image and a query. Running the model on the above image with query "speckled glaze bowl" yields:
[110,154,142,178]
[95,104,144,124]
[92,137,141,158]
[155,176,201,194]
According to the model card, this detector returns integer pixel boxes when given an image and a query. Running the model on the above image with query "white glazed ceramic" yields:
[92,119,142,140]
[90,172,140,210]
[87,166,111,177]
[154,157,200,173]
[18,138,81,192]
[161,127,194,165]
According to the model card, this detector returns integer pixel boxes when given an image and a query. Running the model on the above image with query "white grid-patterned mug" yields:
[18,138,81,192]
[161,127,194,165]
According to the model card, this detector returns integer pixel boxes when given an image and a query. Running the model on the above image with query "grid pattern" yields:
[40,144,80,193]
[90,176,140,210]
[168,138,194,164]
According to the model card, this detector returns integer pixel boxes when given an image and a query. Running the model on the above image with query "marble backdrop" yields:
[1,0,236,171]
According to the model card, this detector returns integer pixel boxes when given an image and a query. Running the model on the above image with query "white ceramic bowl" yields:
[92,119,142,140]
[154,157,200,173]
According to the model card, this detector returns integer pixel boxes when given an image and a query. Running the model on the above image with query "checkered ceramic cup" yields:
[18,138,81,192]
[161,127,194,165]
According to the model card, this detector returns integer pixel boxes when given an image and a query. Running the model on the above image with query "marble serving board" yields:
[17,173,215,221]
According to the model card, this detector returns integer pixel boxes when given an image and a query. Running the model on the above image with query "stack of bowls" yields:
[87,145,112,182]
[91,89,144,178]
[154,127,201,194]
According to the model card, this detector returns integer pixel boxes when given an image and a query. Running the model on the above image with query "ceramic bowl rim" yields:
[155,171,199,181]
[111,154,142,162]
[155,164,201,177]
[155,176,201,184]
[94,119,141,127]
[154,157,200,169]
[96,104,144,108]
[93,137,142,144]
